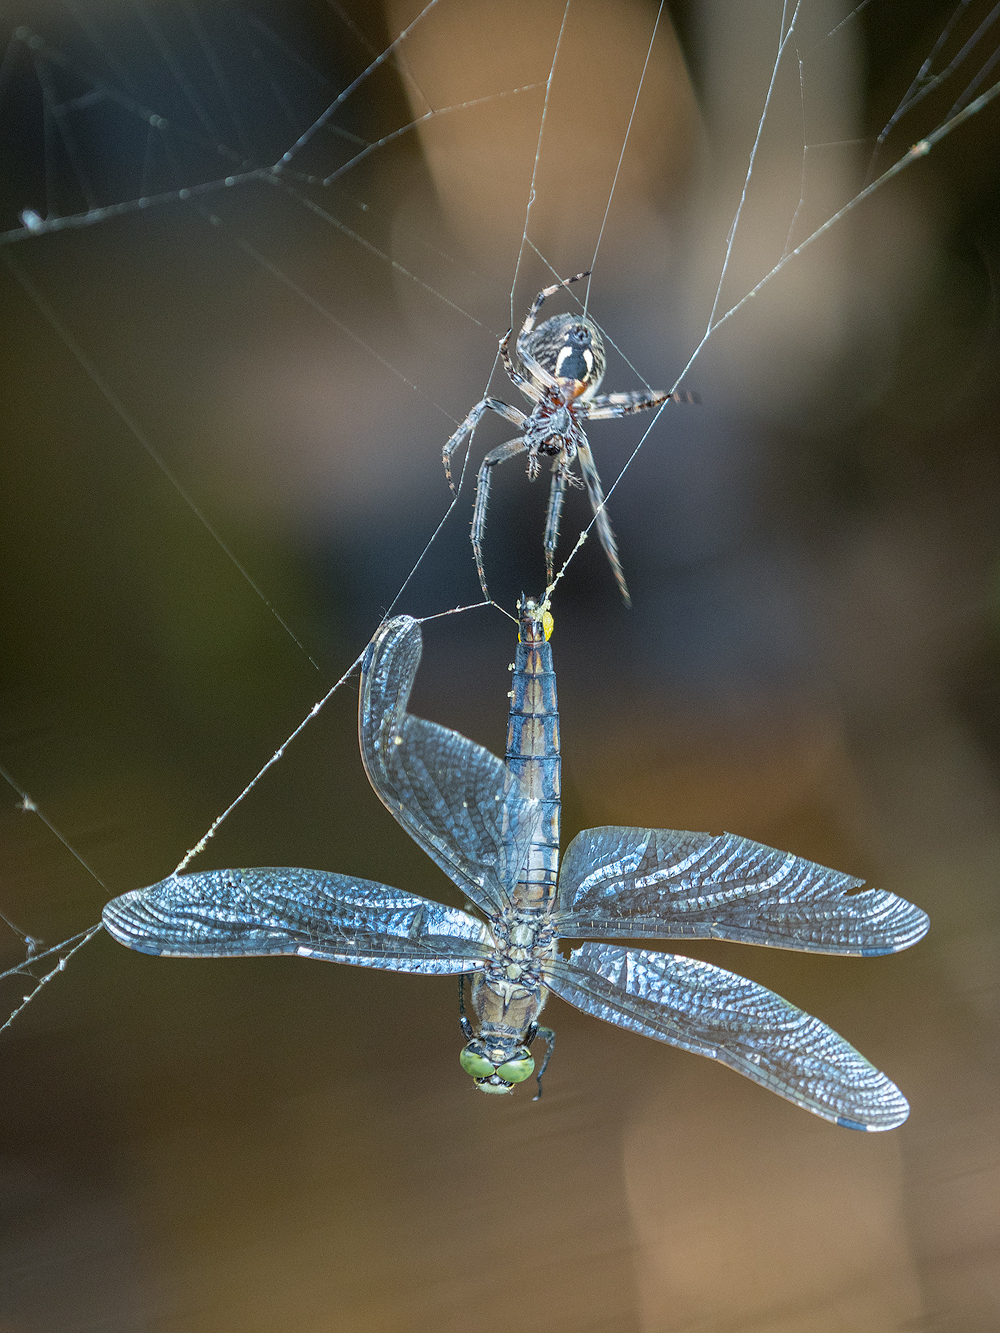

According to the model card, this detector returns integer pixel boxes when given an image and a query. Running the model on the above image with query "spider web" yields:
[0,0,997,1038]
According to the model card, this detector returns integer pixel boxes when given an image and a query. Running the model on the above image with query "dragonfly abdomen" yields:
[505,599,560,911]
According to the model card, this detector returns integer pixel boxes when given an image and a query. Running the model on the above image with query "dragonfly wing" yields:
[556,826,928,955]
[103,868,491,975]
[546,943,909,1130]
[360,617,541,916]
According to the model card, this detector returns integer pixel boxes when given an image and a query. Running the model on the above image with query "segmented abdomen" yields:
[505,602,560,913]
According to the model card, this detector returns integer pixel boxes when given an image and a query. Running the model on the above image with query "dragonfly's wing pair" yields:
[103,615,533,971]
[545,825,928,1130]
[103,868,491,973]
[557,826,929,954]
[101,616,926,1130]
[360,617,541,917]
[545,944,908,1130]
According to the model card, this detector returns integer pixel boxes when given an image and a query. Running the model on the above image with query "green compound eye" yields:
[460,1047,495,1079]
[495,1052,535,1084]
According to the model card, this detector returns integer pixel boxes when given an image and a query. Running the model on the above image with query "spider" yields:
[443,271,695,605]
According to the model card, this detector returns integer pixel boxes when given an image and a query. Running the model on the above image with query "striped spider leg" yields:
[443,272,695,605]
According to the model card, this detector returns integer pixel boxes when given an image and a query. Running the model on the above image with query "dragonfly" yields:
[103,598,928,1129]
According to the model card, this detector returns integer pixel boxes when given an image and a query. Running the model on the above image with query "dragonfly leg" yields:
[458,974,476,1041]
[472,436,528,600]
[531,1025,555,1101]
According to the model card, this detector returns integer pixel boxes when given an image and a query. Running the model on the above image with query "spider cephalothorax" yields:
[443,271,694,605]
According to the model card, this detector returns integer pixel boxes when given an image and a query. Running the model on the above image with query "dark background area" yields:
[0,1,998,1328]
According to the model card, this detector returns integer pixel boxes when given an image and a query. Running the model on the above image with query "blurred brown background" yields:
[0,0,998,1328]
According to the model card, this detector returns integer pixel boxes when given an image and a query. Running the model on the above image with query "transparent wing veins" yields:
[556,826,929,955]
[103,867,491,975]
[545,943,909,1130]
[360,617,542,916]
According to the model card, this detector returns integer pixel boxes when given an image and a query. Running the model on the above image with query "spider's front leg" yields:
[500,329,540,399]
[520,270,590,339]
[442,398,527,492]
[470,436,528,600]
[510,272,595,397]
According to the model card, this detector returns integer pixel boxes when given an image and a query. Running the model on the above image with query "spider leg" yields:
[512,271,593,397]
[520,270,591,339]
[500,329,543,402]
[543,464,569,585]
[442,397,527,491]
[515,342,560,396]
[583,388,698,421]
[576,438,631,607]
[471,436,528,600]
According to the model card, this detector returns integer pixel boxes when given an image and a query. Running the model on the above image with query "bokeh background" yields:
[1,0,998,1328]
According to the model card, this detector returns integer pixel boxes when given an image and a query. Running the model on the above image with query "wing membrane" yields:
[557,826,928,955]
[103,868,491,974]
[360,617,541,915]
[546,943,908,1130]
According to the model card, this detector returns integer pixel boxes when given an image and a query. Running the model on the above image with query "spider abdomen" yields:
[524,312,607,398]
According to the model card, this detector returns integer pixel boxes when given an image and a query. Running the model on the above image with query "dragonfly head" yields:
[460,1038,535,1095]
